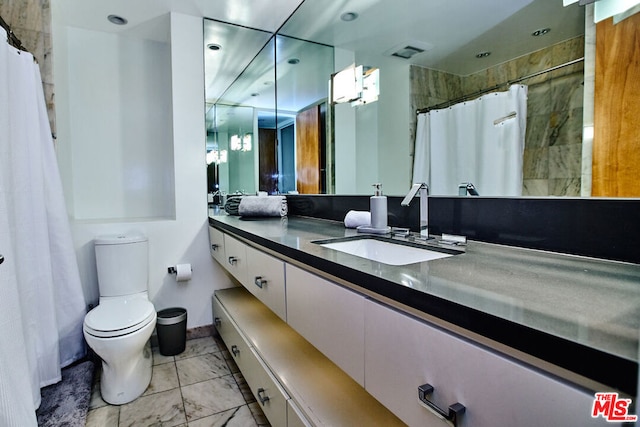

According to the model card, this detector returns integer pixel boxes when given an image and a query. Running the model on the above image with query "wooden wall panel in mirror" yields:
[296,105,324,194]
[593,12,640,197]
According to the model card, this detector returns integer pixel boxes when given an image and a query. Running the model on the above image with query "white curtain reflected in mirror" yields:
[413,85,527,196]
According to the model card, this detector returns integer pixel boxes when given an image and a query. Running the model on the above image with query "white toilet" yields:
[83,233,157,405]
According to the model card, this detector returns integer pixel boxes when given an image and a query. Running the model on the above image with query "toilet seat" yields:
[84,298,156,338]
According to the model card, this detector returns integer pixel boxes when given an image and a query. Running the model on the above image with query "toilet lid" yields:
[84,298,156,338]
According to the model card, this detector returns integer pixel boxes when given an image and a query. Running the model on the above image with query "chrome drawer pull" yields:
[214,317,221,327]
[211,244,219,251]
[418,383,465,427]
[228,256,238,265]
[257,387,270,405]
[254,276,267,288]
[231,345,240,357]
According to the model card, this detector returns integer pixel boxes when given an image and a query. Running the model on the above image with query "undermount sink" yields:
[315,236,457,266]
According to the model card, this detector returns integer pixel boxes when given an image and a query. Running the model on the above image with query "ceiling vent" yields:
[385,41,433,60]
[391,46,425,59]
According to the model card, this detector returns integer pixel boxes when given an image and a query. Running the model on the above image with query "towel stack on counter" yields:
[224,195,288,218]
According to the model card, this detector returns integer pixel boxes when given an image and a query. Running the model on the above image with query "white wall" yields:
[334,48,357,194]
[333,49,412,196]
[372,55,412,196]
[53,12,234,328]
[65,24,175,220]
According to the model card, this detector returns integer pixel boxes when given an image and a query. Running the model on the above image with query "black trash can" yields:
[156,307,187,356]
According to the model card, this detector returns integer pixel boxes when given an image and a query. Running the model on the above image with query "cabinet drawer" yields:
[243,346,289,427]
[208,226,226,265]
[286,264,365,385]
[364,299,610,427]
[223,235,247,284]
[212,295,253,374]
[245,245,286,321]
[213,294,288,427]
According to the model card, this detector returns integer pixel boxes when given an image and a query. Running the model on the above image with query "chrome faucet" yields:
[401,183,429,240]
[458,182,479,196]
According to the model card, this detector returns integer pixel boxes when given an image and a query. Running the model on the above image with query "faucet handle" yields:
[401,183,428,206]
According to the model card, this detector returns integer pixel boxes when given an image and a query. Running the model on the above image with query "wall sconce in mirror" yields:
[207,149,228,165]
[230,134,252,152]
[331,64,380,106]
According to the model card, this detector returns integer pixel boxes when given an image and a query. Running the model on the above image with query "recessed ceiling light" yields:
[207,43,222,51]
[288,58,300,65]
[341,12,358,22]
[475,51,491,59]
[251,93,260,97]
[107,15,128,25]
[531,28,551,37]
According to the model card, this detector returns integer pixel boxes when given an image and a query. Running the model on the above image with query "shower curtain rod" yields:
[1,14,28,53]
[416,57,585,114]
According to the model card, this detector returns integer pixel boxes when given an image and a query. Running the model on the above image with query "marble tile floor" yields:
[86,336,271,427]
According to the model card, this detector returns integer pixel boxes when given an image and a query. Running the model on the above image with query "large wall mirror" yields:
[205,19,333,200]
[206,0,638,199]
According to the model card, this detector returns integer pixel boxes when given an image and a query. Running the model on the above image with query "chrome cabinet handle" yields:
[0,254,4,265]
[211,244,219,251]
[254,276,267,288]
[228,256,238,265]
[231,345,240,357]
[214,317,221,327]
[418,384,465,427]
[257,387,270,405]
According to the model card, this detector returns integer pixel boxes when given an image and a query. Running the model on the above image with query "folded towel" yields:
[344,210,371,228]
[239,195,288,217]
[224,196,243,215]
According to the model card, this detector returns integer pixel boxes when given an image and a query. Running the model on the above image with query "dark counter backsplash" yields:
[285,195,640,264]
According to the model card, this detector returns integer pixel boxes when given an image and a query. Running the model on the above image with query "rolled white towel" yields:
[344,210,371,228]
[239,195,287,217]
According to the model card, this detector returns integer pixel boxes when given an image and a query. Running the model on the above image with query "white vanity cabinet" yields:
[364,299,614,427]
[209,223,615,427]
[285,264,365,385]
[208,226,226,265]
[223,234,248,284]
[245,244,286,321]
[212,287,404,427]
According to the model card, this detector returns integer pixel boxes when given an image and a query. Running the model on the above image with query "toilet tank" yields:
[94,233,149,297]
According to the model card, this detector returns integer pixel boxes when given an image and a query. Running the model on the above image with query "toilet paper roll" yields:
[175,263,192,282]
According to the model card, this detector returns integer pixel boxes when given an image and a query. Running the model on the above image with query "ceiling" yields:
[54,0,303,35]
[280,0,584,76]
[55,0,585,132]
[55,0,584,77]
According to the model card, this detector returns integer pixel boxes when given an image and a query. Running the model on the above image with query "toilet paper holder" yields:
[167,264,192,274]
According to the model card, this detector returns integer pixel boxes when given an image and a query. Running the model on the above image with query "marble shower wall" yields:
[0,0,55,136]
[410,36,585,196]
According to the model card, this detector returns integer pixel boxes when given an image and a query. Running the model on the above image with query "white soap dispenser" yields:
[358,183,390,234]
[370,183,387,230]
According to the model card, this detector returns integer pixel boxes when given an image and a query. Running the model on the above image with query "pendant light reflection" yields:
[230,133,252,152]
[206,147,228,165]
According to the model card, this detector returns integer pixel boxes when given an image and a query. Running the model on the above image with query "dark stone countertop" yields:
[209,212,639,396]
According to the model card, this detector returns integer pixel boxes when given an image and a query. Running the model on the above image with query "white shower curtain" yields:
[413,84,527,196]
[1,28,86,425]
